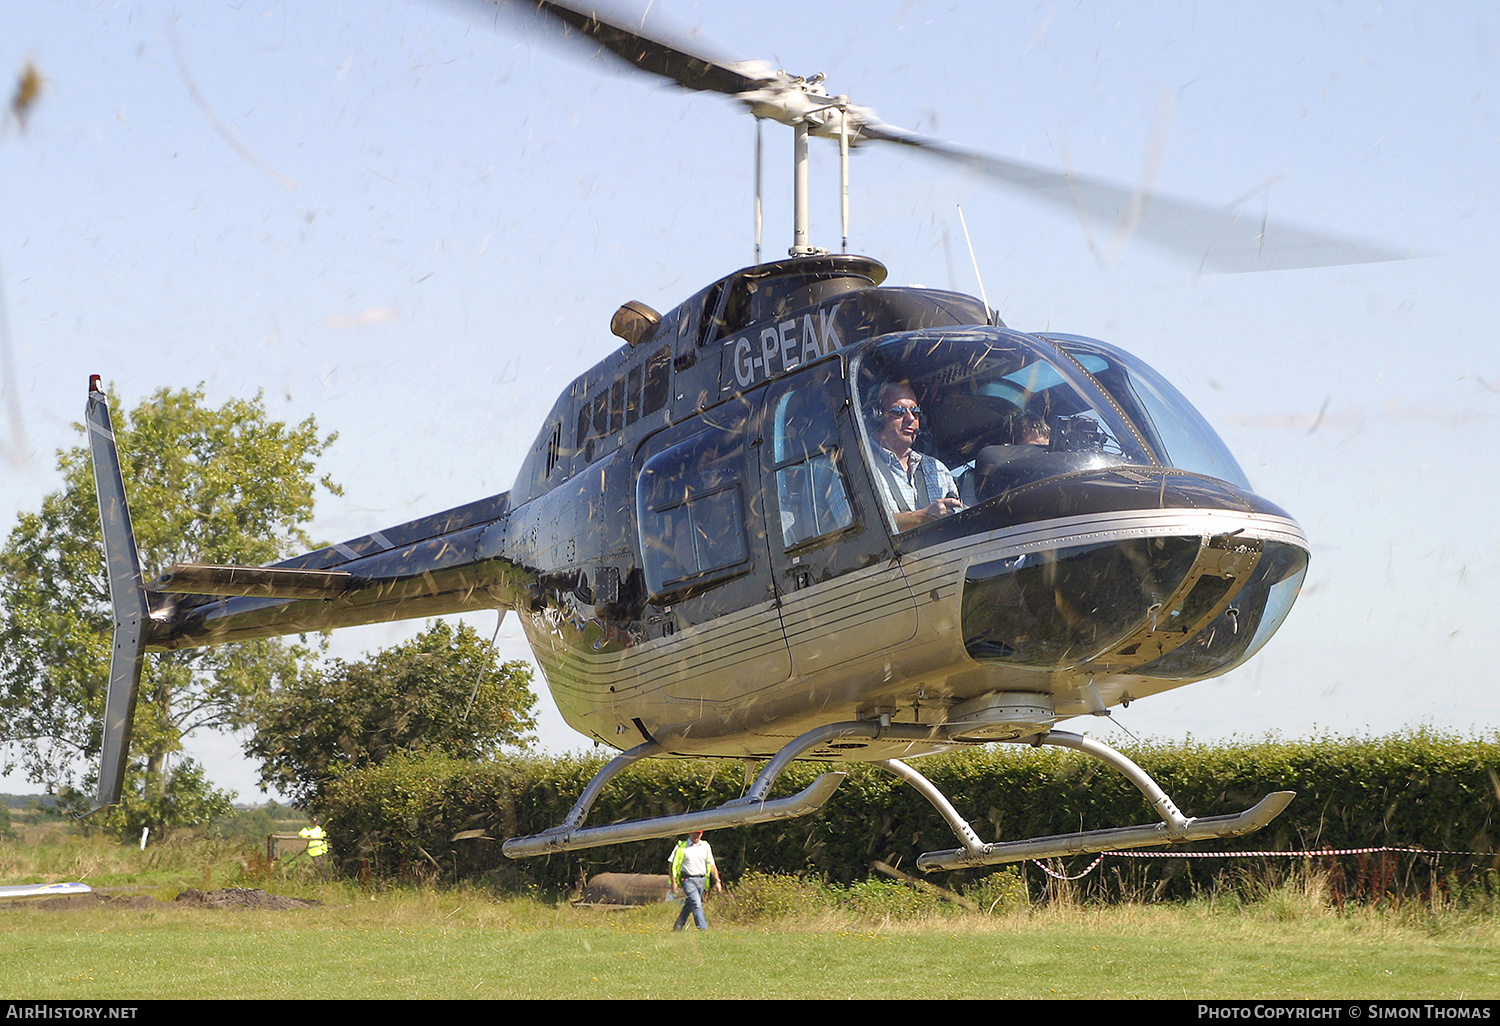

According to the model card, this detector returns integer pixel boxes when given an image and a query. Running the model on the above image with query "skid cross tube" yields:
[501,719,961,858]
[502,722,901,858]
[907,730,1295,872]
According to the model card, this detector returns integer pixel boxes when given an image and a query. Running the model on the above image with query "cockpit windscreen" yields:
[1042,334,1251,490]
[853,330,1159,510]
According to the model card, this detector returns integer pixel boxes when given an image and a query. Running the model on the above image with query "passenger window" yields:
[625,364,643,426]
[592,392,609,439]
[610,377,625,434]
[576,403,591,451]
[638,423,751,594]
[643,346,671,416]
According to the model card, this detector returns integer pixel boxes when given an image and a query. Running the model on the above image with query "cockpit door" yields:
[759,359,919,678]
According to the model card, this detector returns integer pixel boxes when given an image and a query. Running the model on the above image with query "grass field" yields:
[3,893,1499,1000]
[3,829,1498,1000]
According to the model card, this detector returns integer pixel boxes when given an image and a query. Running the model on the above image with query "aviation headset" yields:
[866,380,917,435]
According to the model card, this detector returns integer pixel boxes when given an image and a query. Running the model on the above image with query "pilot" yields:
[869,381,962,531]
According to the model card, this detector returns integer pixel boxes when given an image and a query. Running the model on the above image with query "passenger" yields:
[868,382,963,531]
[961,412,1052,504]
[1012,413,1051,447]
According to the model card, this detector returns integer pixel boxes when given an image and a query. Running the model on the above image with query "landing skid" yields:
[503,722,886,859]
[501,723,1293,871]
[893,731,1294,872]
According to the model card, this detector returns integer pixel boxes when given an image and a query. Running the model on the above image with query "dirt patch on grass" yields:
[174,887,322,910]
[8,887,321,912]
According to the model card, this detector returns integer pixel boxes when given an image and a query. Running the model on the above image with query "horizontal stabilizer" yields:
[152,563,370,600]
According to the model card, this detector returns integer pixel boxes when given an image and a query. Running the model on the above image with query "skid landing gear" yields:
[501,722,879,859]
[892,731,1294,872]
[501,722,1293,869]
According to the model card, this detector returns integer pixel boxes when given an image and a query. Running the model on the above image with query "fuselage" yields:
[145,254,1308,763]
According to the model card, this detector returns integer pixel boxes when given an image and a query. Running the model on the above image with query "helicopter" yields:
[81,1,1406,871]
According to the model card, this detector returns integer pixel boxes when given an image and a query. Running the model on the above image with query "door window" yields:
[768,374,855,549]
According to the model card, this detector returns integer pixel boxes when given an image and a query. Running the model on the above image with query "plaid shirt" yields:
[871,444,958,519]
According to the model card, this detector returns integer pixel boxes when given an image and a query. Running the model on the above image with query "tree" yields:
[107,758,235,843]
[246,619,537,807]
[207,798,295,844]
[0,385,339,817]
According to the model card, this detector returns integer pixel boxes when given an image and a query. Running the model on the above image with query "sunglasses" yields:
[885,405,922,419]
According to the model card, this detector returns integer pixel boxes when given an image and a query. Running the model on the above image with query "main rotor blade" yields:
[476,1,1413,272]
[485,0,777,95]
[864,125,1414,273]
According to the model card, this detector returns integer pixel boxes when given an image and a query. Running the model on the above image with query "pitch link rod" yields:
[502,719,945,859]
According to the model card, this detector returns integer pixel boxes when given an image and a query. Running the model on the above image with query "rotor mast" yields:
[769,73,853,258]
[790,118,819,256]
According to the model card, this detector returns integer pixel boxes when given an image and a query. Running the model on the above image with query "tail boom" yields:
[82,379,522,811]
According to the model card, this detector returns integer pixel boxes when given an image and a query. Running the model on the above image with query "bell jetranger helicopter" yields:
[84,1,1401,871]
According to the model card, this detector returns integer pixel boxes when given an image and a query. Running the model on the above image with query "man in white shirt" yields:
[668,830,724,931]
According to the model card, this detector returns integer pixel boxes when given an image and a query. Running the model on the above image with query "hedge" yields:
[316,730,1500,900]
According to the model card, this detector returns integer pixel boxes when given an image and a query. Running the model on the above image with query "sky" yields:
[2,0,1497,804]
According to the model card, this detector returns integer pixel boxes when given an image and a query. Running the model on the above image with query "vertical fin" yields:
[84,376,148,814]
